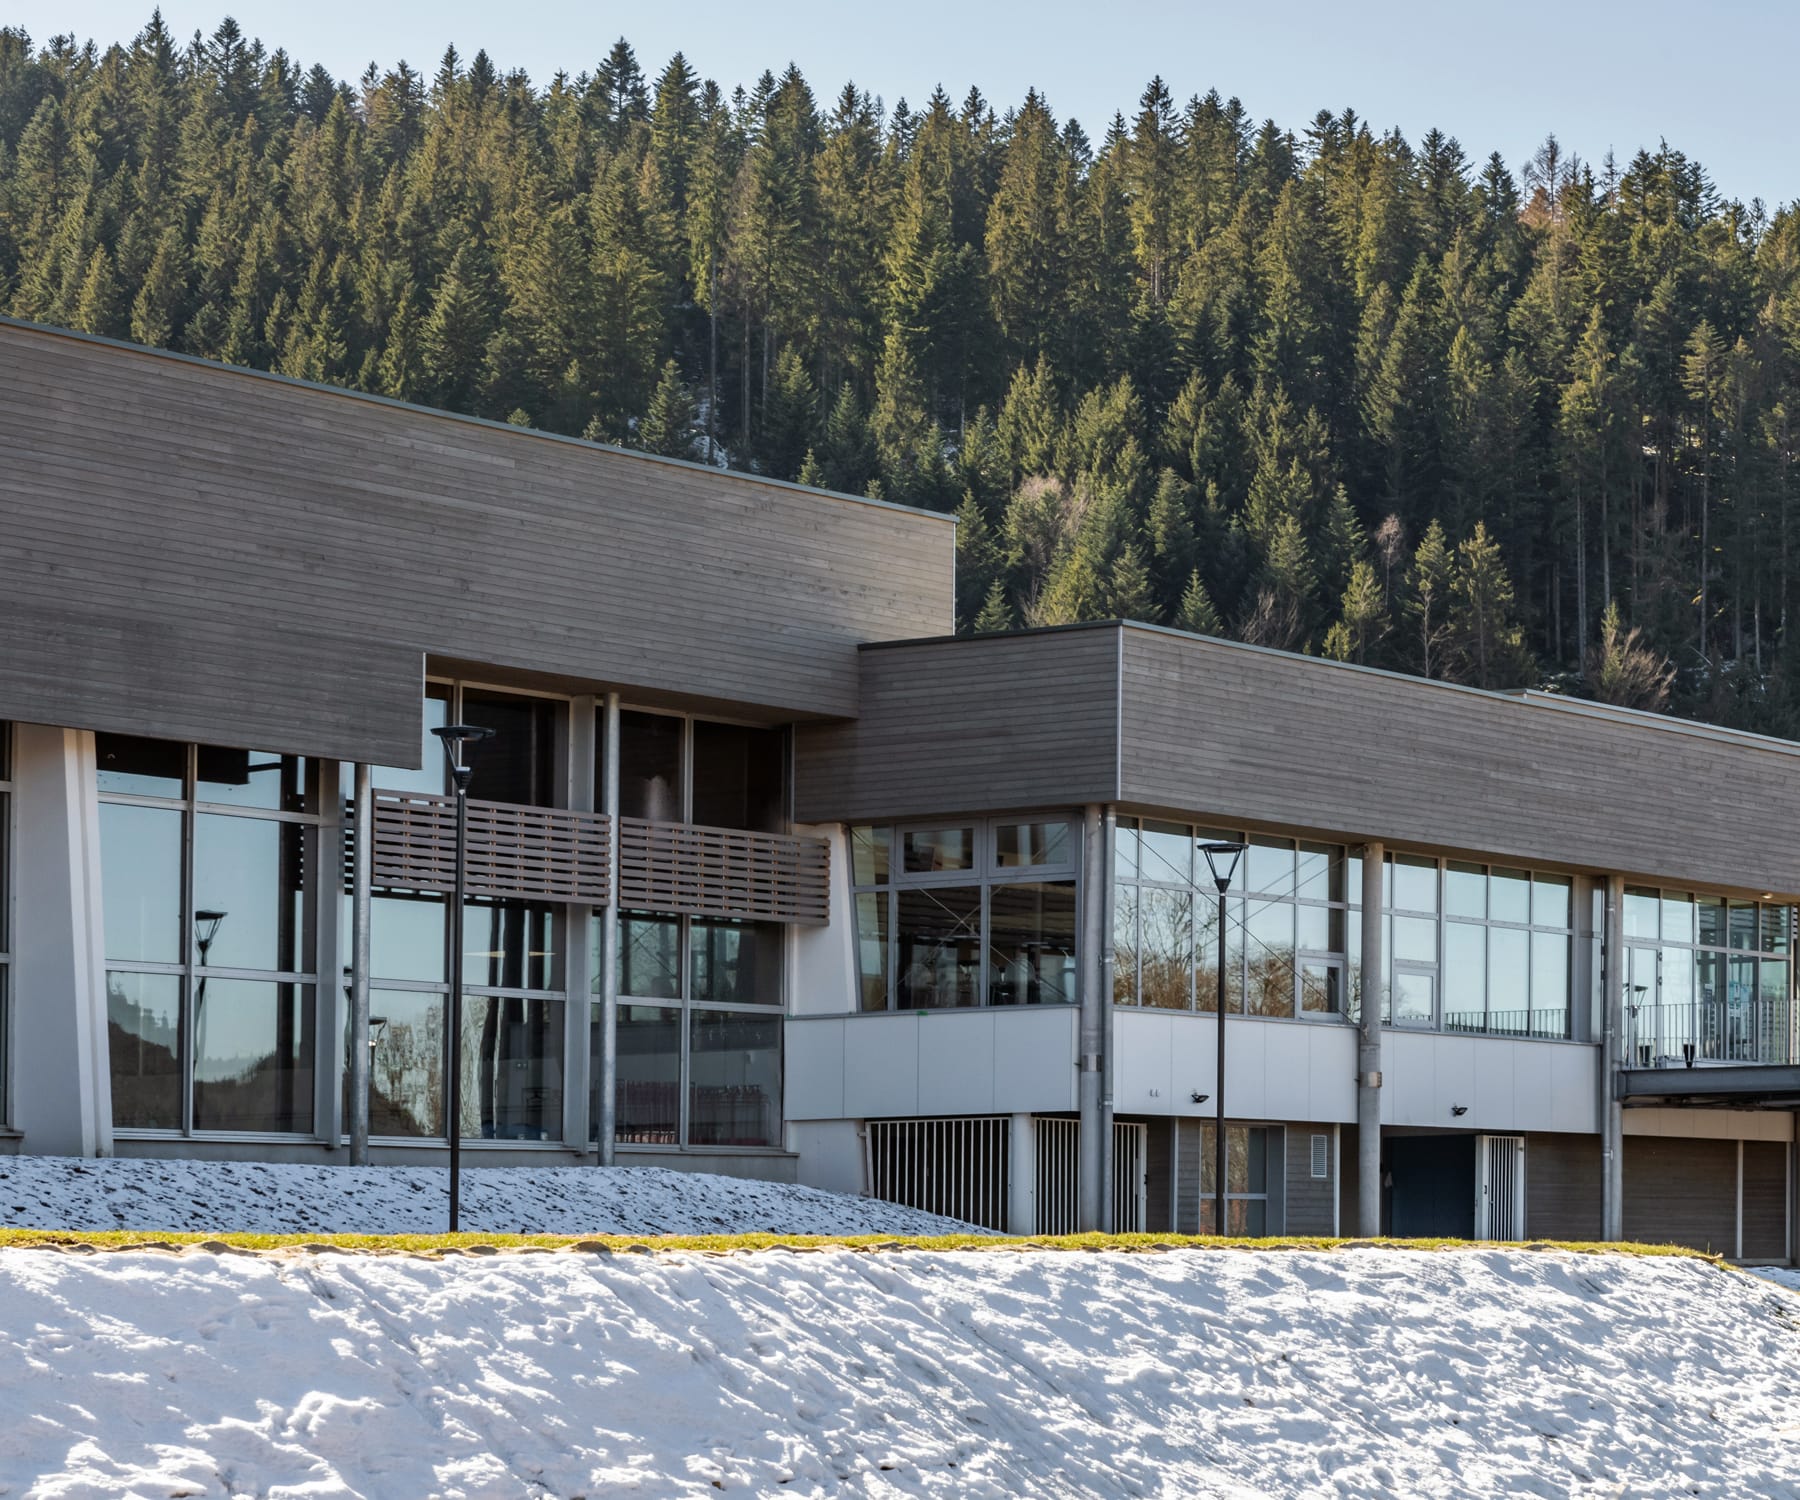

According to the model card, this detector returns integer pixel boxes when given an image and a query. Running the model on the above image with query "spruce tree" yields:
[635,359,700,458]
[1176,570,1223,636]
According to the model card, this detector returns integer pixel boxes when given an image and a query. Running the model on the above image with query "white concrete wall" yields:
[790,822,857,1017]
[1381,1031,1600,1134]
[788,1119,865,1195]
[8,725,111,1155]
[784,1006,1078,1121]
[1112,1011,1358,1122]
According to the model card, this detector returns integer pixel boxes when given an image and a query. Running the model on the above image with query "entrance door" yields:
[1475,1134,1525,1240]
[1112,1121,1147,1232]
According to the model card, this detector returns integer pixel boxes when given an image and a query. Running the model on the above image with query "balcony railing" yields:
[616,816,831,926]
[361,791,613,905]
[1624,997,1798,1069]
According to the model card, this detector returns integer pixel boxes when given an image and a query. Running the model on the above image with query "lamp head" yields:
[432,724,495,792]
[1199,841,1247,893]
[194,909,227,949]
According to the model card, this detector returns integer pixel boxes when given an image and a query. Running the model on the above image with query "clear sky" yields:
[13,0,1798,210]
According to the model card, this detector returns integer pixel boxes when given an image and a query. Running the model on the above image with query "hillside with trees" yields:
[4,17,1798,730]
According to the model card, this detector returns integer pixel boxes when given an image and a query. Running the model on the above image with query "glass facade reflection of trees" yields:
[97,734,319,1134]
[850,820,1078,1011]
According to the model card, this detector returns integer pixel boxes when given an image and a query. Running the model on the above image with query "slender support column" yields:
[348,761,373,1166]
[1357,840,1384,1237]
[1007,1113,1037,1235]
[1077,803,1105,1231]
[597,692,622,1166]
[1602,873,1626,1241]
[1099,806,1117,1233]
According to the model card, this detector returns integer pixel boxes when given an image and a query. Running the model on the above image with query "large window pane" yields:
[1530,933,1571,1039]
[1697,896,1727,948]
[370,893,445,983]
[855,893,890,1012]
[1393,915,1436,964]
[1532,875,1573,930]
[464,690,565,808]
[193,979,314,1133]
[1138,822,1191,885]
[197,746,309,812]
[96,733,185,798]
[1660,893,1697,947]
[1490,869,1532,926]
[896,887,981,1008]
[1729,900,1759,952]
[987,882,1076,1005]
[1762,906,1793,954]
[691,919,783,1005]
[1391,855,1438,914]
[1195,894,1222,1013]
[850,826,890,887]
[1488,927,1530,1036]
[1246,838,1295,898]
[1623,887,1660,941]
[1296,842,1343,903]
[1393,968,1436,1026]
[1444,922,1486,1032]
[902,827,975,874]
[458,995,563,1140]
[1139,887,1193,1010]
[1445,863,1486,921]
[464,900,559,990]
[1295,902,1340,954]
[1299,961,1341,1016]
[607,1004,680,1144]
[101,803,183,963]
[995,820,1073,870]
[691,721,785,831]
[689,1010,781,1147]
[1112,885,1139,1005]
[619,912,680,998]
[193,814,307,973]
[367,990,446,1137]
[107,972,182,1129]
[1245,899,1295,1016]
[1114,819,1139,879]
[618,711,684,821]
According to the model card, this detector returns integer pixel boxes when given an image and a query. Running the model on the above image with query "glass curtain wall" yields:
[850,819,1078,1011]
[98,734,321,1134]
[355,682,569,1143]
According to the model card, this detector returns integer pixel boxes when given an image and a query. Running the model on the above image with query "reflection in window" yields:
[903,827,975,874]
[107,972,182,1130]
[691,721,785,831]
[605,1004,680,1144]
[619,912,680,998]
[197,746,310,811]
[464,900,559,990]
[193,979,314,1133]
[995,821,1073,869]
[101,803,183,963]
[1139,888,1193,1010]
[458,995,563,1140]
[96,733,185,797]
[856,894,889,1012]
[362,990,445,1137]
[1196,1124,1270,1235]
[987,882,1076,1006]
[691,919,783,1005]
[689,1010,781,1147]
[463,689,564,808]
[896,886,981,1008]
[192,814,308,973]
[618,711,684,822]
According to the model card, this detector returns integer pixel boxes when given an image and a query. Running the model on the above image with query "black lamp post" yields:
[433,723,493,1232]
[1200,841,1245,1236]
[193,909,227,1046]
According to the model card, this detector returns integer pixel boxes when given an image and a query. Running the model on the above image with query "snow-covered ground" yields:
[0,1156,983,1237]
[3,1245,1800,1498]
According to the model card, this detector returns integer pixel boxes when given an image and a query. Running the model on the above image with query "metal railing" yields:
[866,1116,1009,1230]
[357,791,612,905]
[616,816,831,926]
[1624,996,1798,1068]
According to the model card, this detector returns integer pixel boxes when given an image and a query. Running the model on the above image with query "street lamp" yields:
[193,909,227,1052]
[1199,841,1245,1236]
[433,723,494,1232]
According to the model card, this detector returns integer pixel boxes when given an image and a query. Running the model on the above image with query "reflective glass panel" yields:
[1532,875,1573,930]
[902,828,975,874]
[850,826,890,887]
[895,886,981,1008]
[458,995,563,1141]
[192,814,307,973]
[96,733,185,798]
[1246,838,1295,898]
[618,711,684,822]
[1295,903,1341,954]
[1138,822,1191,885]
[1530,932,1571,1039]
[1245,900,1295,1016]
[691,920,783,1005]
[366,990,445,1137]
[1391,855,1438,913]
[1490,869,1532,925]
[691,720,784,832]
[1138,887,1193,1010]
[1444,922,1486,1033]
[464,900,560,991]
[855,892,890,1012]
[197,746,309,811]
[1296,843,1343,903]
[619,913,681,999]
[1730,900,1759,951]
[1393,915,1437,964]
[1113,820,1139,880]
[1196,895,1223,1014]
[1763,906,1793,953]
[1488,927,1529,1035]
[607,1004,681,1143]
[1624,888,1660,940]
[1660,893,1697,947]
[101,803,183,963]
[193,979,314,1133]
[995,821,1073,869]
[1112,885,1139,1005]
[107,971,182,1129]
[689,1010,781,1147]
[1762,961,1790,1008]
[1393,968,1435,1026]
[1697,896,1727,948]
[464,690,565,809]
[369,894,445,983]
[987,882,1076,1005]
[1445,863,1486,920]
[371,684,450,795]
[1300,961,1341,1016]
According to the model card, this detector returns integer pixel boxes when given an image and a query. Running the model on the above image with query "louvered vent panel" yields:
[616,817,830,925]
[360,791,612,905]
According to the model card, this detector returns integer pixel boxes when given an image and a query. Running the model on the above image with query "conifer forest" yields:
[5,18,1800,732]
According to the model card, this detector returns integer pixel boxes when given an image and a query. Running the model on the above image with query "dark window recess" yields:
[463,690,563,807]
[691,721,785,831]
[96,733,186,797]
[617,711,684,821]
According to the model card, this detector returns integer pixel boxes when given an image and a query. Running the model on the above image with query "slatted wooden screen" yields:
[615,816,831,926]
[362,791,612,905]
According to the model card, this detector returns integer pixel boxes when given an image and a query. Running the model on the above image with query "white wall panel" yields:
[789,824,856,1017]
[994,1008,1079,1113]
[919,1014,996,1115]
[842,1014,920,1118]
[782,1017,846,1120]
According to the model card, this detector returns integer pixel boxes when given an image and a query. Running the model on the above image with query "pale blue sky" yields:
[13,0,1797,209]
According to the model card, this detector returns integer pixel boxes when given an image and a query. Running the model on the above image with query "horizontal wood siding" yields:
[0,323,954,764]
[363,792,611,904]
[1524,1132,1602,1241]
[1743,1140,1788,1261]
[1622,1136,1737,1253]
[1119,626,1800,895]
[1284,1124,1336,1236]
[793,630,1120,823]
[1145,1117,1173,1233]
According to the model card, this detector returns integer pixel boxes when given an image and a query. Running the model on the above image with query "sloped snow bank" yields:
[0,1155,984,1236]
[4,1247,1800,1498]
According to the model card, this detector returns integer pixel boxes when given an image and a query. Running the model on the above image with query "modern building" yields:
[3,316,1798,1259]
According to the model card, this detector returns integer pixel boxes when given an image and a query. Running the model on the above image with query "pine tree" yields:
[1587,599,1675,710]
[1406,519,1453,678]
[1447,521,1532,689]
[1176,569,1223,635]
[635,359,700,458]
[973,577,1015,632]
[759,344,816,479]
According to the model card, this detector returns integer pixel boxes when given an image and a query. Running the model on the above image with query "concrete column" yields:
[562,697,597,1155]
[1077,803,1105,1231]
[1357,840,1384,1236]
[347,761,373,1164]
[596,692,622,1166]
[1008,1112,1037,1235]
[1602,873,1626,1241]
[1099,806,1117,1233]
[10,725,111,1156]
